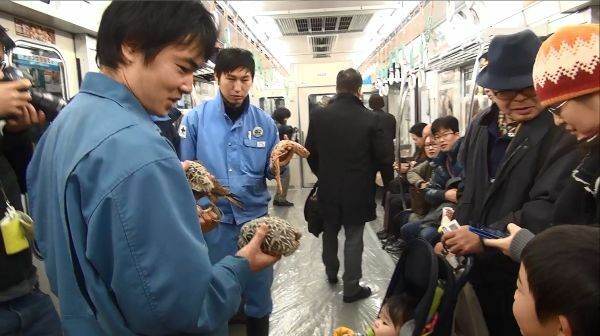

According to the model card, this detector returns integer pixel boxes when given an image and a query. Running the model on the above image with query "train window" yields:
[438,69,460,119]
[462,64,492,126]
[11,41,68,100]
[260,96,285,114]
[308,93,335,118]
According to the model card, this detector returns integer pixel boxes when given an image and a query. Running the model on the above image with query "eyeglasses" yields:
[433,132,457,141]
[424,143,438,149]
[548,100,568,117]
[492,87,537,101]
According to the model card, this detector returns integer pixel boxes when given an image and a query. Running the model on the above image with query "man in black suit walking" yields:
[305,68,388,302]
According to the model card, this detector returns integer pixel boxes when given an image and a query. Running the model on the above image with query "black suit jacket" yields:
[305,92,388,223]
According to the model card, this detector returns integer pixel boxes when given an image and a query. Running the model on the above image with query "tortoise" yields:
[270,140,310,194]
[238,216,302,257]
[185,161,242,208]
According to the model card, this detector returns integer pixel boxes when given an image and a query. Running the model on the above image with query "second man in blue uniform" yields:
[180,48,284,336]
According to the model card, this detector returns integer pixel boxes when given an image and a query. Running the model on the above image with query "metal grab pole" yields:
[394,71,407,163]
[466,43,486,127]
[395,73,414,162]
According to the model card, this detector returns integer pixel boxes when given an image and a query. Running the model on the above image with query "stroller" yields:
[382,238,473,336]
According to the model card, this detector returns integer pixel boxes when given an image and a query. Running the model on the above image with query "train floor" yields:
[34,187,397,336]
[232,187,396,335]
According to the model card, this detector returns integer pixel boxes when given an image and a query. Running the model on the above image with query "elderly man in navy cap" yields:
[441,29,578,335]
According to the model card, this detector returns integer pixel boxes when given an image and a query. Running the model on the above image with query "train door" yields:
[297,85,336,188]
[11,40,69,101]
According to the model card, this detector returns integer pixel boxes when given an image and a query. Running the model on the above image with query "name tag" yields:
[256,141,266,148]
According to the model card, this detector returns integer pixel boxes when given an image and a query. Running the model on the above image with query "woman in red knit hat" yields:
[533,23,599,225]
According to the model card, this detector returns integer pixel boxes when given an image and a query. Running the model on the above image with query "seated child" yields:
[333,294,417,336]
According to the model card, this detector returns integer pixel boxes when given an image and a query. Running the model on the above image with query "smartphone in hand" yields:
[468,226,509,239]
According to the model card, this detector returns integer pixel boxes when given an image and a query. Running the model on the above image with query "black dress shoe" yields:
[273,200,294,206]
[343,286,372,303]
[327,276,339,284]
[376,230,389,239]
[246,315,269,336]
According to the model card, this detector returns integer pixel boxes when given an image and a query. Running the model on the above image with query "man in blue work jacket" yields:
[26,3,278,335]
[180,48,285,336]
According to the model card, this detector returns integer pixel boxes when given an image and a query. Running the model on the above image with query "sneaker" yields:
[343,286,372,303]
[273,200,294,207]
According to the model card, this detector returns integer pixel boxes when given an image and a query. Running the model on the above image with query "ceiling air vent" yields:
[276,13,372,36]
[308,35,337,58]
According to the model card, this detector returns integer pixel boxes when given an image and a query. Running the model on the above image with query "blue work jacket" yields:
[179,91,280,225]
[27,73,250,335]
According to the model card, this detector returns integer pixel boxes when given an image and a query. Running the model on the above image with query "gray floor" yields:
[232,187,396,336]
[35,187,396,336]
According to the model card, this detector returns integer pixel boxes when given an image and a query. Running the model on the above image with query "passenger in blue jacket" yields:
[400,116,463,244]
[179,48,285,336]
[26,3,277,335]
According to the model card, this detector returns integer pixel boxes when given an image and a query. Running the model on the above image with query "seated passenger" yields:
[392,122,428,177]
[513,225,599,336]
[405,135,439,221]
[443,29,578,335]
[423,116,462,209]
[379,124,431,242]
[400,116,462,244]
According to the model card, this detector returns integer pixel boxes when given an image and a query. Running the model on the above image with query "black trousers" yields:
[378,164,395,205]
[473,283,521,336]
[322,216,365,297]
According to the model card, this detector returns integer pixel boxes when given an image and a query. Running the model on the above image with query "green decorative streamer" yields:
[424,16,433,43]
[400,42,407,66]
[224,26,231,48]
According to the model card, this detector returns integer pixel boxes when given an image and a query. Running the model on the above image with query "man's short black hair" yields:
[272,107,291,124]
[522,225,599,335]
[96,1,217,69]
[214,48,255,79]
[432,116,459,134]
[0,25,16,54]
[336,68,362,93]
[409,122,427,137]
[368,93,385,110]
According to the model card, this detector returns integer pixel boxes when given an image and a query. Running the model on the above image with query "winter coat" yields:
[552,136,600,224]
[424,138,463,208]
[456,106,578,286]
[305,92,388,223]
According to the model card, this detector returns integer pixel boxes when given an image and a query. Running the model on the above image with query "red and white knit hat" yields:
[533,24,599,107]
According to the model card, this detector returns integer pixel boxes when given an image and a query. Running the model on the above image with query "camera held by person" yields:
[1,65,66,121]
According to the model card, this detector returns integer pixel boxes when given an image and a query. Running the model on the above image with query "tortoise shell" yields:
[238,216,302,257]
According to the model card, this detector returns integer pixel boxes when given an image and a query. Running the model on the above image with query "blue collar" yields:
[78,72,154,125]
